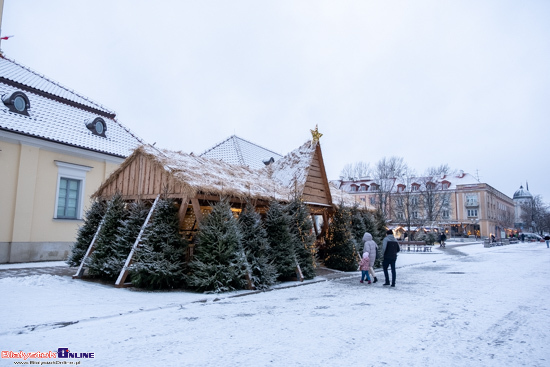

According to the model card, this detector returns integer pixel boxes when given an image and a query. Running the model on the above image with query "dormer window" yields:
[2,91,30,115]
[86,117,107,137]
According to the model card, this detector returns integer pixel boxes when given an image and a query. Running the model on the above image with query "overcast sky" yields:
[2,1,549,202]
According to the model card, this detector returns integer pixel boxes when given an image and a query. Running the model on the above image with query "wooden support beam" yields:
[72,220,104,279]
[178,196,189,229]
[191,197,203,223]
[322,211,330,237]
[294,256,304,282]
[115,194,161,288]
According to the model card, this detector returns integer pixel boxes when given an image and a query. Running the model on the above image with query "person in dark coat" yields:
[544,235,550,248]
[439,232,447,248]
[382,229,400,287]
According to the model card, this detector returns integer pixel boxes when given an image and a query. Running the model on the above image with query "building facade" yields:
[333,172,516,239]
[0,55,144,263]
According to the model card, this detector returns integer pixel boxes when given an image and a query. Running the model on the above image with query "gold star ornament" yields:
[310,125,323,144]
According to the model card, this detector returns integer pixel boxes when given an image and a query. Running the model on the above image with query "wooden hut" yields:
[92,138,339,243]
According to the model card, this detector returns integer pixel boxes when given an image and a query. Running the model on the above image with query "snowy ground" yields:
[1,241,549,366]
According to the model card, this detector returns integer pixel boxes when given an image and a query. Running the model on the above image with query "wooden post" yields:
[115,194,161,288]
[72,221,104,279]
[294,255,304,282]
[191,197,203,223]
[178,196,189,229]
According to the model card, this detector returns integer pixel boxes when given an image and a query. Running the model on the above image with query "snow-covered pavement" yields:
[1,241,549,366]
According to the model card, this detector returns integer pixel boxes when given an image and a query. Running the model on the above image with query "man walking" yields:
[382,229,400,287]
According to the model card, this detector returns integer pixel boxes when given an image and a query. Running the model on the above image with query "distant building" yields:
[333,172,515,239]
[0,55,144,263]
[513,184,533,230]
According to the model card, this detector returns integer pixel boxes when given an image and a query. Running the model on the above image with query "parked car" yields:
[522,233,542,242]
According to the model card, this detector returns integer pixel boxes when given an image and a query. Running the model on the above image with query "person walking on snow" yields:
[382,229,400,287]
[439,232,447,248]
[359,252,371,284]
[544,235,550,248]
[362,232,379,283]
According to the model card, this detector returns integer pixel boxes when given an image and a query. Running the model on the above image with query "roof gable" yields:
[0,56,144,157]
[200,135,283,170]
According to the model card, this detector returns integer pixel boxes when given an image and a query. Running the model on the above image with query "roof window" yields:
[86,117,107,137]
[2,91,30,116]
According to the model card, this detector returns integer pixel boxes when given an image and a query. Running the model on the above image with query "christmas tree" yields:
[238,201,277,289]
[87,193,128,279]
[350,205,367,257]
[285,197,317,279]
[131,198,188,290]
[322,205,358,271]
[186,199,248,293]
[67,199,107,267]
[372,209,388,267]
[265,200,297,279]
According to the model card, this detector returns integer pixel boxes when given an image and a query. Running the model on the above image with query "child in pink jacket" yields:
[359,252,372,284]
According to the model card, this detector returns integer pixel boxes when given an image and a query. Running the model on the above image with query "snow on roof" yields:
[269,140,317,194]
[0,56,144,157]
[200,135,283,170]
[0,55,114,114]
[101,139,335,206]
[137,144,289,201]
[336,172,481,193]
[328,182,361,208]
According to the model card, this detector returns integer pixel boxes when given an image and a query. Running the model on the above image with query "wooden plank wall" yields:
[302,150,330,206]
[99,154,188,200]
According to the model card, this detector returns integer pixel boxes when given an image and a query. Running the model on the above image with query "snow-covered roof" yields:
[97,140,336,207]
[139,144,288,201]
[335,172,481,193]
[0,55,144,157]
[269,141,317,194]
[200,135,283,170]
[513,185,532,199]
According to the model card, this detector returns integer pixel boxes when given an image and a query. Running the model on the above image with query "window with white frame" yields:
[370,196,376,205]
[442,209,450,219]
[54,161,92,219]
[465,194,478,206]
[412,211,418,219]
[467,209,478,217]
[397,212,404,220]
[411,197,418,205]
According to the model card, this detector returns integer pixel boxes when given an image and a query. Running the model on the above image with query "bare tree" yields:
[418,166,453,225]
[339,161,371,180]
[520,195,548,234]
[425,164,455,178]
[392,167,421,237]
[372,157,407,217]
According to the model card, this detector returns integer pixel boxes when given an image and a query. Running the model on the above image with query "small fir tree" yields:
[131,198,188,290]
[87,193,129,279]
[91,201,149,280]
[350,205,367,257]
[187,199,248,293]
[322,205,358,271]
[286,197,317,279]
[67,199,107,267]
[238,201,277,289]
[265,200,297,279]
[372,209,388,267]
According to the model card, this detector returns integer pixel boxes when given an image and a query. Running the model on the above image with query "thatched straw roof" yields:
[94,140,323,204]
